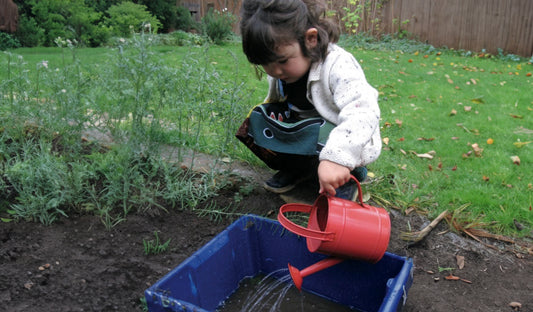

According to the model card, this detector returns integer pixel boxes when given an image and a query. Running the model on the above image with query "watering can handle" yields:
[277,203,336,241]
[350,175,365,206]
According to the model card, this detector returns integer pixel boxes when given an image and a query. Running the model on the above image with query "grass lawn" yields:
[355,46,532,235]
[1,37,532,236]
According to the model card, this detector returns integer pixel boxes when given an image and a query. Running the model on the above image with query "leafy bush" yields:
[14,15,45,47]
[201,8,236,44]
[170,30,206,46]
[137,0,177,33]
[175,5,198,32]
[106,1,162,37]
[0,32,20,50]
[29,0,69,46]
[27,0,108,47]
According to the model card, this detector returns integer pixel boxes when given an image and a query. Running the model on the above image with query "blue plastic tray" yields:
[145,215,413,312]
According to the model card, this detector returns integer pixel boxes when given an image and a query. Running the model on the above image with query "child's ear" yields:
[305,28,318,49]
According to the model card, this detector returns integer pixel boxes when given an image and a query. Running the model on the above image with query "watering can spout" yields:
[288,257,344,291]
[287,264,303,291]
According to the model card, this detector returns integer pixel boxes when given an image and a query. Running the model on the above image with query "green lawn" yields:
[355,47,532,235]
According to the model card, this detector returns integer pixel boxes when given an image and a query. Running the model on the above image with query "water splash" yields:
[239,269,293,312]
[218,268,355,312]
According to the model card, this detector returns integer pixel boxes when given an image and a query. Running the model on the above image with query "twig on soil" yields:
[448,214,533,254]
[400,210,449,243]
[462,228,499,251]
[466,228,516,244]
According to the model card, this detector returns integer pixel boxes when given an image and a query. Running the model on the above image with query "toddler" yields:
[239,0,381,200]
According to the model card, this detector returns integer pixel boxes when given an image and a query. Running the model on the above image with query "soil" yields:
[1,156,532,312]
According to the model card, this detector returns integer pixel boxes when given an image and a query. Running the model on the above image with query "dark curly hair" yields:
[240,0,340,65]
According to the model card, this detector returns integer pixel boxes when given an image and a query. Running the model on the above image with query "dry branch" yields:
[400,210,449,243]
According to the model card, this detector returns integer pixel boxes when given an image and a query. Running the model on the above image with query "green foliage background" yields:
[4,0,232,49]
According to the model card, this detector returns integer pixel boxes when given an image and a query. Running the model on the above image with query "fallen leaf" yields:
[456,255,465,269]
[449,109,457,116]
[510,114,523,119]
[382,137,390,145]
[417,137,435,141]
[416,153,433,159]
[462,150,473,158]
[395,119,403,127]
[482,175,490,181]
[510,155,520,165]
[400,149,407,155]
[509,302,522,310]
[513,141,532,148]
[414,150,436,159]
[464,106,472,112]
[514,219,524,231]
[405,207,415,215]
[486,138,494,144]
[470,97,484,104]
[445,274,460,281]
[451,165,457,171]
[471,143,483,157]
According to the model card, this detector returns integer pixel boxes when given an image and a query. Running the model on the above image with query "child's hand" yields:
[317,160,351,195]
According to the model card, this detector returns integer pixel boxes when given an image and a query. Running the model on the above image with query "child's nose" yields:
[263,64,283,78]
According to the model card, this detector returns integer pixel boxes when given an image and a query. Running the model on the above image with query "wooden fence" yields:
[184,0,532,57]
[327,0,533,57]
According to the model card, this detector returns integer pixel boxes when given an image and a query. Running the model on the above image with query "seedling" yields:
[143,231,171,255]
[438,266,455,273]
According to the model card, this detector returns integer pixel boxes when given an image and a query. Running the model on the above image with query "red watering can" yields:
[277,175,391,291]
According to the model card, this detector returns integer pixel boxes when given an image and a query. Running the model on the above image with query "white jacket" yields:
[265,44,382,170]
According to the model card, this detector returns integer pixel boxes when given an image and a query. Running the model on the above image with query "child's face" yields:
[261,41,312,84]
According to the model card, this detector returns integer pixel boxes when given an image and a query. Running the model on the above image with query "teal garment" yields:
[247,102,334,156]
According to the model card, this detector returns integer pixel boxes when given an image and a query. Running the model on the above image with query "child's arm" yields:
[312,45,381,193]
[314,46,381,182]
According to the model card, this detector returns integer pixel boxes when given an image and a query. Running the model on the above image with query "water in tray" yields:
[217,269,357,312]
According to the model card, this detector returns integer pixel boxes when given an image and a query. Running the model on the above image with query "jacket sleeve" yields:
[316,49,382,170]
